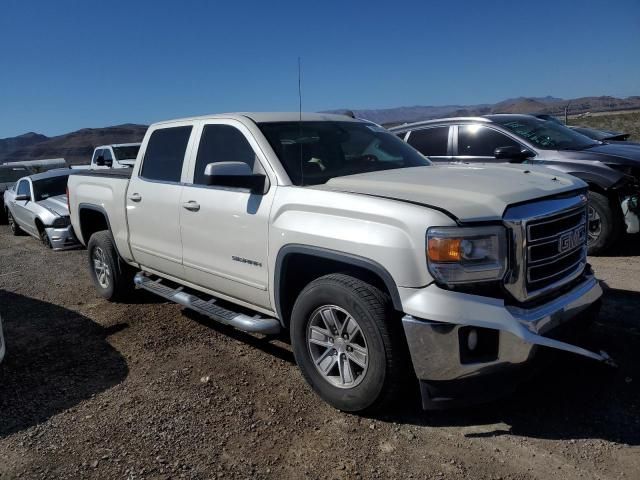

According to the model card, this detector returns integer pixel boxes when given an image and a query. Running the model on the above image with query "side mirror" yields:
[15,194,30,201]
[494,146,535,162]
[95,156,106,166]
[204,162,266,194]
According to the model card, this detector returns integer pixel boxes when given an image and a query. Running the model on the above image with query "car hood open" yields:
[316,164,585,222]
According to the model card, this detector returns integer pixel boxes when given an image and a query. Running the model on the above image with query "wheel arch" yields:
[78,204,113,246]
[274,244,403,327]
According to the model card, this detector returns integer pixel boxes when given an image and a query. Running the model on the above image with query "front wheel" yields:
[290,273,408,413]
[87,230,135,301]
[587,191,622,255]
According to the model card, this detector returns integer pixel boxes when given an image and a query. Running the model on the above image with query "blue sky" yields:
[1,0,639,138]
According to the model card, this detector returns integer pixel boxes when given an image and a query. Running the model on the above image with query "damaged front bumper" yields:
[400,273,609,409]
[45,224,80,250]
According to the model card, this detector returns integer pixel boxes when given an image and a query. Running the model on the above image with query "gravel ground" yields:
[0,225,639,479]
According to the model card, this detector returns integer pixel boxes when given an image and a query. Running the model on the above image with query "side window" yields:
[457,125,519,156]
[17,180,30,197]
[193,124,258,185]
[103,148,113,161]
[92,149,103,162]
[406,127,449,156]
[140,126,193,182]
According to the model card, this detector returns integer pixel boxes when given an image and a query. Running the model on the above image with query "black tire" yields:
[37,223,52,249]
[587,191,622,255]
[7,210,23,236]
[0,203,7,225]
[87,230,136,301]
[290,273,408,413]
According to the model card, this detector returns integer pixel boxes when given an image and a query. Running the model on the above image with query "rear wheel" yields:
[87,230,135,301]
[7,211,23,236]
[290,273,408,413]
[587,191,622,255]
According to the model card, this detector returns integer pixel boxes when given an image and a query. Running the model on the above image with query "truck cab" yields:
[91,143,141,169]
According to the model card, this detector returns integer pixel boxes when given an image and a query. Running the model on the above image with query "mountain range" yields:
[1,95,639,165]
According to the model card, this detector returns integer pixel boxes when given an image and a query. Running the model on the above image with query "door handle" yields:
[129,193,142,202]
[182,201,200,212]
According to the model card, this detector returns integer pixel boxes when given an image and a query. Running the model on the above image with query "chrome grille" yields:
[503,194,589,303]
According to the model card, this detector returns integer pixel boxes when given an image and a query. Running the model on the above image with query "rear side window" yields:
[140,126,192,182]
[193,124,257,185]
[407,127,449,156]
[457,125,519,156]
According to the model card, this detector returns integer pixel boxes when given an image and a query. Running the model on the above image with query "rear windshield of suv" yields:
[258,121,430,186]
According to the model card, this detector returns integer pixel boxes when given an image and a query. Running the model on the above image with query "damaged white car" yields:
[3,169,81,250]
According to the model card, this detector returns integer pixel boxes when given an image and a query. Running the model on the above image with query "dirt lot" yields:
[0,225,639,480]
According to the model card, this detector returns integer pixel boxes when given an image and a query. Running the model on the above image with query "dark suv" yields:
[390,114,640,254]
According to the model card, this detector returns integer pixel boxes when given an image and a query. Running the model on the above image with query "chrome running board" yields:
[134,272,281,335]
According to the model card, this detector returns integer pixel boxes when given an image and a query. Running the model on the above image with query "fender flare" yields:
[274,244,404,322]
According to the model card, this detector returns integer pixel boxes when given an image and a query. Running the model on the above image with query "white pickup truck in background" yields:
[85,143,141,169]
[67,112,610,412]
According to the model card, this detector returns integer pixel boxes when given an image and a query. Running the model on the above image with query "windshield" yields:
[258,121,430,186]
[112,145,140,161]
[493,117,599,150]
[0,167,29,183]
[32,175,69,201]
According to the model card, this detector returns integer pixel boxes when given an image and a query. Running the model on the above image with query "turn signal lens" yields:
[427,237,461,262]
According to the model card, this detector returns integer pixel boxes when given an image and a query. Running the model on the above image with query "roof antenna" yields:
[298,56,304,186]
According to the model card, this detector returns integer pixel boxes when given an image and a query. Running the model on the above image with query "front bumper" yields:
[45,225,80,250]
[400,274,607,409]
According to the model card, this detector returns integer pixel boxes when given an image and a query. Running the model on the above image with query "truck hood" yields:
[316,164,585,222]
[38,194,69,217]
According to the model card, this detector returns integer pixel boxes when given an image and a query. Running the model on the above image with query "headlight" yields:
[426,226,507,284]
[51,216,70,228]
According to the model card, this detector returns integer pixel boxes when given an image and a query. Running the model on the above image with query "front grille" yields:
[503,193,589,303]
[526,208,587,291]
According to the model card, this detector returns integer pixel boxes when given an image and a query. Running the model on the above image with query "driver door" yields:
[12,179,36,234]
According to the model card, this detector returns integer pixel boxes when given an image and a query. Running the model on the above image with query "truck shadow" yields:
[597,232,640,257]
[0,291,128,438]
[378,287,640,445]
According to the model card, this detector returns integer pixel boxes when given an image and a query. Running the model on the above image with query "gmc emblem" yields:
[558,226,586,253]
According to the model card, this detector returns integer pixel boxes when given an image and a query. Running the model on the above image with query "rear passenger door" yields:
[455,124,521,162]
[179,119,275,309]
[126,124,196,279]
[405,126,451,162]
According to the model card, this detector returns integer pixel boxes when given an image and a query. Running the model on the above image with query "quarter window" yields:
[407,127,449,156]
[457,125,519,157]
[193,124,258,185]
[140,126,192,182]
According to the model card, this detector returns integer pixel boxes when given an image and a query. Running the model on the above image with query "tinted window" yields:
[17,180,30,196]
[193,125,257,185]
[103,148,113,161]
[113,145,140,160]
[92,149,103,162]
[407,127,449,156]
[140,126,192,182]
[457,125,519,156]
[258,121,430,186]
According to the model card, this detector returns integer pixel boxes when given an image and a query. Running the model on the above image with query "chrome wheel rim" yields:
[40,230,51,248]
[306,305,369,389]
[587,205,602,245]
[92,247,110,288]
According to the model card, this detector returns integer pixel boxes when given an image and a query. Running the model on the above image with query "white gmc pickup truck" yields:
[68,112,610,412]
